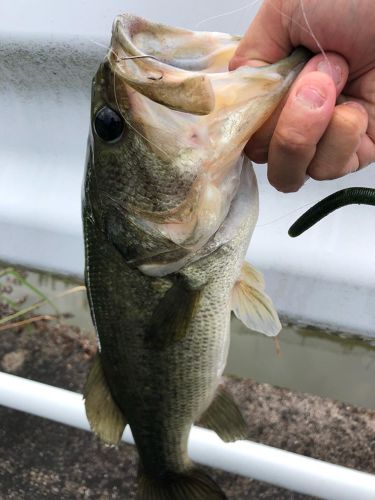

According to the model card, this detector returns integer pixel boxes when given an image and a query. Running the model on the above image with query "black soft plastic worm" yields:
[288,187,375,237]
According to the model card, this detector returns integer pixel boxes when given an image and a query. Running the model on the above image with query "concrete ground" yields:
[0,320,374,499]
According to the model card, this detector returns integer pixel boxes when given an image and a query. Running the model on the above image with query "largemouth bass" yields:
[83,13,310,499]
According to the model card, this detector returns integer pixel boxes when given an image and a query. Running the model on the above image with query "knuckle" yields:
[282,184,301,193]
[308,161,348,181]
[334,105,367,138]
[307,158,332,180]
[308,166,331,181]
[267,173,301,193]
[245,136,270,164]
[248,147,268,164]
[358,69,375,103]
[339,113,362,136]
[273,128,314,156]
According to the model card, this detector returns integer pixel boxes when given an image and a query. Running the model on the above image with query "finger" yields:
[342,71,375,166]
[247,53,349,163]
[307,102,368,179]
[267,71,337,192]
[229,0,292,70]
[308,102,368,179]
[357,134,375,168]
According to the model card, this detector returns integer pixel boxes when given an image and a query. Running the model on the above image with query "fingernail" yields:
[317,61,342,85]
[295,86,326,109]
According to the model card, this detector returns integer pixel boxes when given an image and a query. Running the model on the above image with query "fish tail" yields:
[137,467,227,499]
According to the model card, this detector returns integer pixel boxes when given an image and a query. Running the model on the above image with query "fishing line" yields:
[116,55,159,62]
[256,200,317,228]
[85,40,160,211]
[87,38,158,61]
[112,61,172,160]
[288,187,375,237]
[85,39,123,214]
[87,38,159,62]
[93,37,173,159]
[87,38,184,160]
[88,38,172,160]
[86,38,111,52]
[195,0,328,64]
[195,0,261,29]
[299,0,330,72]
[195,1,330,233]
[87,4,330,219]
[265,0,327,62]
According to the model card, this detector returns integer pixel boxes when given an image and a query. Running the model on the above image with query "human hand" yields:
[229,0,375,192]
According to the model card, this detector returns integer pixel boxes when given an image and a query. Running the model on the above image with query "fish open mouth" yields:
[108,13,237,115]
[108,14,311,116]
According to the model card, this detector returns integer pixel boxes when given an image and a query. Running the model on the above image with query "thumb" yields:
[229,0,293,70]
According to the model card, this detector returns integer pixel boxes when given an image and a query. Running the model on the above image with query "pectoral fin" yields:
[231,261,281,337]
[198,386,247,442]
[83,353,127,445]
[148,282,203,348]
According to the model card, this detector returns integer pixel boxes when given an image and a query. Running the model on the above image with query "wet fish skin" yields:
[83,13,310,499]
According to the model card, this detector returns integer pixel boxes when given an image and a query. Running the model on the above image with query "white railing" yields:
[0,371,374,500]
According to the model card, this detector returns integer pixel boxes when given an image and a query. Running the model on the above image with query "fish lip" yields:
[110,14,311,78]
[111,15,159,62]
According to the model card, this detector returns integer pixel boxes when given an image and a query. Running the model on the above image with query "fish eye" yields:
[94,106,124,142]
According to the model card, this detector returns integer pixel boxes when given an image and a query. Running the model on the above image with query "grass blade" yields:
[0,285,86,326]
[1,269,60,314]
[0,315,56,332]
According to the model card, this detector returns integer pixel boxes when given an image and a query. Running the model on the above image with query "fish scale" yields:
[82,13,310,499]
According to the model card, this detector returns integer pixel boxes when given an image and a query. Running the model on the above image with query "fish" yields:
[82,13,310,499]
